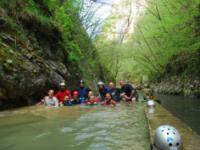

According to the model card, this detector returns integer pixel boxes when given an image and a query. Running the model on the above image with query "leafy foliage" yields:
[0,0,106,86]
[95,0,200,83]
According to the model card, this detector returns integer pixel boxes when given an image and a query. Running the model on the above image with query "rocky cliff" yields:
[0,0,103,109]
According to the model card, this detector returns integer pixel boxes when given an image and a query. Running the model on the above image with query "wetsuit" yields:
[121,84,133,96]
[108,87,121,102]
[98,86,109,101]
[121,84,138,101]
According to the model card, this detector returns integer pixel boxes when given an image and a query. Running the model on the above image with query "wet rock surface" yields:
[0,41,80,109]
[0,5,81,109]
[151,78,200,98]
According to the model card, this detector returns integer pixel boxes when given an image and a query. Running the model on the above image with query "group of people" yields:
[40,80,138,108]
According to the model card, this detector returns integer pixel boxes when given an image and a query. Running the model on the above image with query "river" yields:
[156,94,200,135]
[0,103,150,150]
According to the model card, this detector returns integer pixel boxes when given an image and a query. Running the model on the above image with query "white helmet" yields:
[97,81,104,86]
[60,82,66,86]
[154,125,183,150]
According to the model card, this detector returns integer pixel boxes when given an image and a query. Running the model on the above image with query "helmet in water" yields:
[97,81,104,86]
[154,125,183,150]
[147,100,155,107]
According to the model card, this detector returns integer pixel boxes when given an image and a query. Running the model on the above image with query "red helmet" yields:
[73,91,79,96]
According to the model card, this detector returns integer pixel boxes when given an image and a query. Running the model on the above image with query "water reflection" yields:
[147,107,155,114]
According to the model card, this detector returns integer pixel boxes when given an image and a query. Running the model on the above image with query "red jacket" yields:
[55,90,71,103]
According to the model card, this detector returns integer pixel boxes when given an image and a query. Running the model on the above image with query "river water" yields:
[156,94,200,135]
[0,103,150,150]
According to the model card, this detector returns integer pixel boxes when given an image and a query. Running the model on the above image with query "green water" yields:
[156,94,200,135]
[0,103,150,150]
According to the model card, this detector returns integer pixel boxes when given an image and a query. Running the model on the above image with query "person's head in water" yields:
[48,90,54,98]
[88,91,95,99]
[98,81,104,90]
[65,95,70,101]
[119,80,125,87]
[60,82,66,91]
[73,91,79,99]
[79,80,84,88]
[105,93,112,102]
[109,82,115,89]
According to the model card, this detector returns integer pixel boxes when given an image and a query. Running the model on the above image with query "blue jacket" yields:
[77,87,90,99]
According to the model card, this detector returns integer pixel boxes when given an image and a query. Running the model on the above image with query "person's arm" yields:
[120,92,125,96]
[43,96,48,105]
[123,85,132,100]
[54,97,59,107]
[130,88,138,98]
[36,97,45,105]
[127,84,135,98]
[111,100,116,106]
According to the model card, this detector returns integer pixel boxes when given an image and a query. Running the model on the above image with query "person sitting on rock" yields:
[119,80,138,102]
[43,89,59,107]
[85,91,100,105]
[55,82,71,105]
[102,93,117,106]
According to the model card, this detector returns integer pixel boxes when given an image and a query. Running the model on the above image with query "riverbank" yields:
[155,93,200,135]
[151,50,200,98]
[151,77,200,98]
